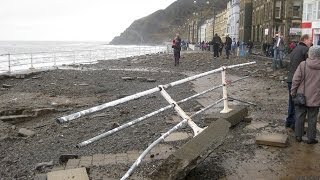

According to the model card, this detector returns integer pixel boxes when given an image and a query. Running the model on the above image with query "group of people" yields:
[285,34,320,144]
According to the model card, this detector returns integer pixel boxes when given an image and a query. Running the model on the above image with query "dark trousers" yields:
[295,105,319,140]
[174,50,180,66]
[226,47,230,59]
[213,44,219,57]
[286,82,295,127]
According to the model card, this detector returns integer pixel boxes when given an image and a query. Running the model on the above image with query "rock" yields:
[256,133,288,147]
[193,105,202,111]
[111,122,120,129]
[146,79,157,82]
[79,83,89,86]
[117,94,129,99]
[15,74,26,79]
[121,77,135,81]
[35,160,54,170]
[243,116,253,123]
[34,174,47,180]
[18,128,35,137]
[33,108,56,117]
[120,109,130,115]
[279,76,285,81]
[59,154,79,164]
[137,77,147,82]
[2,84,13,88]
[11,125,16,130]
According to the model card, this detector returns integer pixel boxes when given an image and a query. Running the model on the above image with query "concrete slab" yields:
[245,122,269,130]
[256,134,288,147]
[47,168,89,180]
[204,106,248,127]
[163,132,192,142]
[151,118,231,180]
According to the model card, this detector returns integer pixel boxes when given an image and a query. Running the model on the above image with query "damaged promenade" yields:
[0,51,320,180]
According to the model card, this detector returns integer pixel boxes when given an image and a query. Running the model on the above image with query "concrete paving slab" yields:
[47,168,89,180]
[245,122,269,130]
[163,132,192,142]
[256,133,288,147]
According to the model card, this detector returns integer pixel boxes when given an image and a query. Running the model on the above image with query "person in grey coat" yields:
[273,33,285,70]
[291,46,320,144]
[285,34,312,130]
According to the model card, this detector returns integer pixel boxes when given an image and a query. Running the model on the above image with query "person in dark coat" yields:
[225,35,232,59]
[212,33,222,58]
[285,34,312,130]
[172,34,182,66]
[291,46,320,144]
[247,40,253,54]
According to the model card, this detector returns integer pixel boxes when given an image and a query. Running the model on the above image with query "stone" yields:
[2,84,13,88]
[255,134,288,147]
[193,105,202,111]
[33,108,56,117]
[121,77,135,81]
[146,79,157,82]
[137,77,147,82]
[243,116,253,123]
[34,174,47,180]
[18,128,35,137]
[59,154,79,164]
[163,132,191,142]
[47,168,89,180]
[151,119,231,179]
[111,122,120,129]
[79,83,89,86]
[204,106,248,127]
[35,160,54,170]
[245,122,269,130]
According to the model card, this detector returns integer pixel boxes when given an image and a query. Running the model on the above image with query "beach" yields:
[1,51,319,179]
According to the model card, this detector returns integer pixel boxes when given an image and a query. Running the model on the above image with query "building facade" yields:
[239,0,253,43]
[227,0,240,41]
[251,0,303,45]
[302,0,320,45]
[214,9,228,41]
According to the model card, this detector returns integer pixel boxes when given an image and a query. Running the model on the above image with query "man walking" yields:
[212,33,222,58]
[285,34,312,130]
[225,35,232,59]
[273,32,285,70]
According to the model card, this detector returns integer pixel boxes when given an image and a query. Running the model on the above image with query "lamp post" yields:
[193,0,210,43]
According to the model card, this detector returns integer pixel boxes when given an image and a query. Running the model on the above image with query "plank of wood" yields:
[256,134,288,147]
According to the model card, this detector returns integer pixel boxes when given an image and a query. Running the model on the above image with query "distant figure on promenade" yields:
[212,33,222,58]
[273,32,285,70]
[231,38,237,55]
[285,34,312,131]
[318,39,320,46]
[247,40,253,54]
[225,35,232,59]
[291,46,320,144]
[289,41,296,53]
[172,34,182,66]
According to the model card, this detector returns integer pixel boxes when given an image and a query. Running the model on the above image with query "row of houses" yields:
[187,0,320,45]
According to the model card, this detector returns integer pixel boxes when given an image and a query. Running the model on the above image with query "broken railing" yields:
[57,61,256,179]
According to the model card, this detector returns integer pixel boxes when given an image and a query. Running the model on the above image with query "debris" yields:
[35,160,54,170]
[121,77,135,81]
[18,128,35,137]
[193,105,202,111]
[47,168,89,180]
[146,79,156,82]
[137,77,147,82]
[256,133,288,147]
[59,154,79,164]
[2,84,13,88]
[111,122,120,129]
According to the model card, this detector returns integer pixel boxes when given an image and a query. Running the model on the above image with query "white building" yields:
[227,0,240,41]
[302,0,320,45]
[199,23,207,42]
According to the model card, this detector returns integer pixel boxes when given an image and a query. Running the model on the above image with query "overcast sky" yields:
[0,0,176,42]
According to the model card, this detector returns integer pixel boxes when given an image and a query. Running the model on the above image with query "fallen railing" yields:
[58,61,256,179]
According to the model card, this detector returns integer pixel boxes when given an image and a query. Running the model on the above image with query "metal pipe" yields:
[121,119,187,180]
[191,98,224,118]
[57,87,160,123]
[76,104,174,148]
[159,86,204,136]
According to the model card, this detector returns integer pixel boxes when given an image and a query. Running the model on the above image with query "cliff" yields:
[110,0,226,45]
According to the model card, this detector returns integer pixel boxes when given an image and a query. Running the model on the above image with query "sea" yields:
[0,41,168,74]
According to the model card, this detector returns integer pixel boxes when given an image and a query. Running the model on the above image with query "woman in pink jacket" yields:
[291,46,320,144]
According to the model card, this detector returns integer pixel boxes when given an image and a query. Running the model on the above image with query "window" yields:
[303,3,313,21]
[318,1,320,20]
[293,0,301,18]
[275,1,281,19]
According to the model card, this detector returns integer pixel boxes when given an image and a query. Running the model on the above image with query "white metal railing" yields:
[0,46,168,74]
[58,62,256,179]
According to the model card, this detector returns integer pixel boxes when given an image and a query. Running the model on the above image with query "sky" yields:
[0,0,177,42]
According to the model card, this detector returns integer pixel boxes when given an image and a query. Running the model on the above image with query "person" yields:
[225,35,232,59]
[318,38,320,46]
[285,34,312,130]
[172,34,181,66]
[219,42,224,57]
[212,33,222,58]
[231,38,237,55]
[273,33,285,70]
[289,41,296,53]
[247,40,253,54]
[291,46,320,144]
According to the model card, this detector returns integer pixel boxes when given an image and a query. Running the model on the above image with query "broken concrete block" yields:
[151,119,230,180]
[2,84,13,88]
[121,77,135,81]
[59,154,79,164]
[204,106,248,127]
[243,116,253,123]
[47,168,89,180]
[18,128,35,137]
[34,174,47,180]
[256,133,288,147]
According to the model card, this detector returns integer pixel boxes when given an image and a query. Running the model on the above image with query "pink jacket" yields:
[291,58,320,107]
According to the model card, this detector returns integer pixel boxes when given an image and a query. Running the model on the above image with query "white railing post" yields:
[8,54,11,73]
[159,85,204,136]
[220,66,232,113]
[30,53,34,69]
